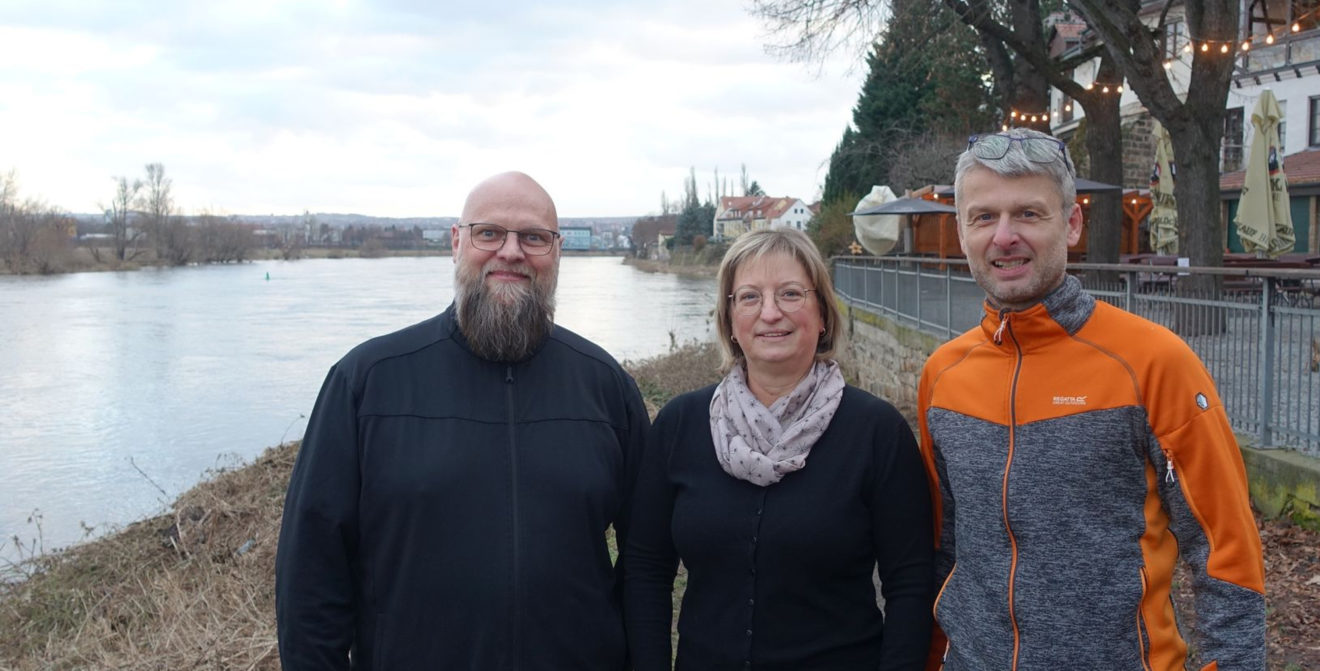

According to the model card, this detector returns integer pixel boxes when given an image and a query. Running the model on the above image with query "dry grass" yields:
[0,445,294,670]
[623,341,723,417]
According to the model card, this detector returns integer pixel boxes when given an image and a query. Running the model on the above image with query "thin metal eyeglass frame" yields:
[458,223,561,255]
[727,287,818,315]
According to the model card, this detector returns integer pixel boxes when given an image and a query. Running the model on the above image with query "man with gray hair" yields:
[276,171,648,670]
[917,128,1265,669]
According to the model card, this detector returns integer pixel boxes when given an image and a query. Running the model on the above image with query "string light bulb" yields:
[1293,22,1301,32]
[1220,43,1229,53]
[1163,60,1173,69]
[1102,85,1110,93]
[1266,34,1275,44]
[1200,42,1209,52]
[1116,85,1123,93]
[1184,43,1193,53]
[1241,41,1250,51]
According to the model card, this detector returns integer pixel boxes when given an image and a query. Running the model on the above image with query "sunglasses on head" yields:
[967,133,1074,174]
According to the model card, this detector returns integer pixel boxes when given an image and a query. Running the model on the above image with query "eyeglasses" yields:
[728,284,817,316]
[967,133,1074,173]
[459,223,561,255]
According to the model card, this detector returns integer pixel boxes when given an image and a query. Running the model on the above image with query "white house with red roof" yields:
[713,195,813,240]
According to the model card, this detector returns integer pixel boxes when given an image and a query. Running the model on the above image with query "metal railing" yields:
[833,256,1320,455]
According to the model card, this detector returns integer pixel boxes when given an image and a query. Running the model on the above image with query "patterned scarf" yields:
[709,360,845,486]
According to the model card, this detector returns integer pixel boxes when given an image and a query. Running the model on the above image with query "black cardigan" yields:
[624,383,934,671]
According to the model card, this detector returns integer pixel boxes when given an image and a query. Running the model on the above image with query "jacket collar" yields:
[977,275,1095,349]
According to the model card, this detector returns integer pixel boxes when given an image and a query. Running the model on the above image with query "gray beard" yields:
[455,268,556,362]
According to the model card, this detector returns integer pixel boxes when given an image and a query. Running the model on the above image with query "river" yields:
[0,255,716,564]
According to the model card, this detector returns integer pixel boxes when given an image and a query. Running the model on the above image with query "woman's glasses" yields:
[728,285,817,316]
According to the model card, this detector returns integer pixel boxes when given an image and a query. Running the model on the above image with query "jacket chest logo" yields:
[1051,395,1089,406]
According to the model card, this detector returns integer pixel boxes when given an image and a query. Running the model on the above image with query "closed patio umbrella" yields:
[1148,120,1178,255]
[1235,89,1295,258]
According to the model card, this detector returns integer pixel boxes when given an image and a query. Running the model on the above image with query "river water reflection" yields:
[0,255,716,563]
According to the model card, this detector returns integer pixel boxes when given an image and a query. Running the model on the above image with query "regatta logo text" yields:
[1052,395,1088,406]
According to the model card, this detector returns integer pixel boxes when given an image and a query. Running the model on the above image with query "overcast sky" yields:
[0,1,867,218]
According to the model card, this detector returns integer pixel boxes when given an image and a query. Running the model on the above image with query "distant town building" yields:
[713,196,813,240]
[560,226,593,251]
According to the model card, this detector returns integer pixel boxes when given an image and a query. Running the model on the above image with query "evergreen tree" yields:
[675,168,714,246]
[821,0,995,203]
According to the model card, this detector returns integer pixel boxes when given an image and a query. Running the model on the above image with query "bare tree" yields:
[886,131,967,191]
[106,176,144,262]
[1068,0,1237,278]
[0,172,74,274]
[142,163,194,265]
[195,214,256,263]
[752,0,1128,263]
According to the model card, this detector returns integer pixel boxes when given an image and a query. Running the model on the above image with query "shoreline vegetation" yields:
[0,246,635,276]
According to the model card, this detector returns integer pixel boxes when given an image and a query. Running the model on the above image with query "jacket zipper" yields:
[1003,315,1023,670]
[1136,567,1153,670]
[506,365,521,670]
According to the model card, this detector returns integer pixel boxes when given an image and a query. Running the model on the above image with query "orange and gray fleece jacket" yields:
[917,276,1265,671]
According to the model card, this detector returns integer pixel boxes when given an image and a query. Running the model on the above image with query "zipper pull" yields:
[1164,451,1176,484]
[993,310,1010,345]
[505,366,514,384]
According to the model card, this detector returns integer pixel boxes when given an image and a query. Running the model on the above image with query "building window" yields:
[1162,20,1186,59]
[1310,96,1320,147]
[1278,99,1287,151]
[1223,107,1244,172]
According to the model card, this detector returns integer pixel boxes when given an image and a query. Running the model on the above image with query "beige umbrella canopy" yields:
[1148,120,1178,255]
[1235,89,1295,258]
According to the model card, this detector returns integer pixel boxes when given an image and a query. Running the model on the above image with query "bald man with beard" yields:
[276,172,649,671]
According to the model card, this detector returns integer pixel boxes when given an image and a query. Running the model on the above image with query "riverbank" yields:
[1,246,628,276]
[622,255,719,279]
[1,342,1317,669]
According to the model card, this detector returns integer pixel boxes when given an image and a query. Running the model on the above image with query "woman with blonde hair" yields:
[624,228,933,670]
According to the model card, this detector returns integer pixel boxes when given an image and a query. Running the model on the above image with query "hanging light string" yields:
[1161,8,1319,68]
[1004,82,1124,128]
[1003,12,1316,128]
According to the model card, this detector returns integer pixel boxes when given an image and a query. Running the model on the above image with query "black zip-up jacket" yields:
[276,305,648,670]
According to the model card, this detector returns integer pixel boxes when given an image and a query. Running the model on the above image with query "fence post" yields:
[1258,279,1275,447]
[915,261,923,329]
[944,264,954,341]
[1123,268,1135,312]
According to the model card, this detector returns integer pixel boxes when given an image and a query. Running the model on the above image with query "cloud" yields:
[0,1,864,217]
